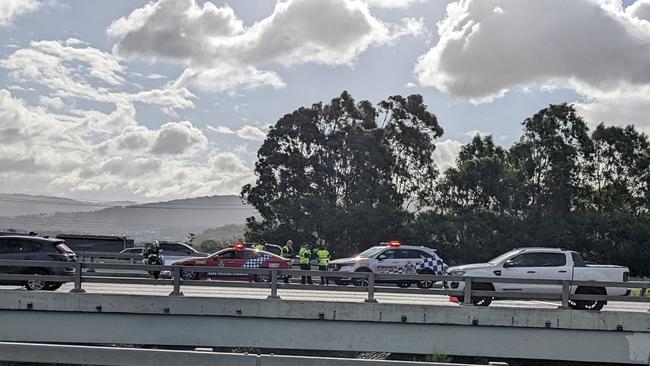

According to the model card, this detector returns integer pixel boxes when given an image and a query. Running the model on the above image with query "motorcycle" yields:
[143,249,164,279]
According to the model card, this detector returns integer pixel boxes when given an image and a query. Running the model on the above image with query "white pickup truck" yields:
[445,247,630,310]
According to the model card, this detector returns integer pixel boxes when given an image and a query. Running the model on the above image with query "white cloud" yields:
[208,152,250,175]
[207,125,235,134]
[236,125,266,141]
[108,0,421,92]
[0,88,253,201]
[573,84,650,134]
[366,0,428,8]
[464,129,490,138]
[433,139,463,171]
[174,66,285,93]
[1,40,195,114]
[415,0,650,127]
[145,73,166,80]
[628,0,650,21]
[80,103,138,135]
[113,125,157,151]
[0,0,40,27]
[150,121,208,155]
[207,124,267,141]
[39,96,64,110]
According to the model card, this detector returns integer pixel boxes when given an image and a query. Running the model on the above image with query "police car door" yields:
[374,249,401,273]
[400,249,425,275]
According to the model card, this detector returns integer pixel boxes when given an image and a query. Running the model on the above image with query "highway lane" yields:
[1,282,648,312]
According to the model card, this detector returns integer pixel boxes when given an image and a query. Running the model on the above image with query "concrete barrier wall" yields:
[0,342,475,366]
[0,291,648,365]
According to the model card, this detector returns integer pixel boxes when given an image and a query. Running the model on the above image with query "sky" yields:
[1,0,649,203]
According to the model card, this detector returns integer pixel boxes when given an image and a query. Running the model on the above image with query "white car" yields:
[329,242,447,288]
[446,247,630,310]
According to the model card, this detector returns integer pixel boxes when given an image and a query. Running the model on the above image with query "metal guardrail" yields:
[0,259,648,309]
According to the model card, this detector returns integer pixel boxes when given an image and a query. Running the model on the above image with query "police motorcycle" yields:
[142,240,164,279]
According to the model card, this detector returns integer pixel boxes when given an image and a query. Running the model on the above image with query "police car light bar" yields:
[388,241,401,247]
[234,242,245,250]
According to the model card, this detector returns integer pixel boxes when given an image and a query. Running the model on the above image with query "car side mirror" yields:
[377,254,387,261]
[503,260,514,268]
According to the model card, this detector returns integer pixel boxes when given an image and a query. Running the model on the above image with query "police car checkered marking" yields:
[416,257,448,274]
[386,256,447,275]
[242,254,272,268]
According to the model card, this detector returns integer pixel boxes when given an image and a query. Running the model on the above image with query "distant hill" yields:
[0,193,136,217]
[0,194,257,242]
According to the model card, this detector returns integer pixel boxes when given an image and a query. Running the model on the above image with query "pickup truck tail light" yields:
[623,272,629,282]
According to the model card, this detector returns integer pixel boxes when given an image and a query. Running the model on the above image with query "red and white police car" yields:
[328,241,447,288]
[176,242,290,282]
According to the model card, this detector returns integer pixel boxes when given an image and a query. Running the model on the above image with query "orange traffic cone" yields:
[449,296,459,303]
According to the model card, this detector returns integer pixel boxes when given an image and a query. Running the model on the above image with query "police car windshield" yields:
[358,246,386,258]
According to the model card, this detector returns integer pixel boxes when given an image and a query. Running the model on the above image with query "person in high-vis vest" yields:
[316,244,331,285]
[281,240,294,259]
[254,242,265,251]
[299,243,313,284]
[281,240,294,283]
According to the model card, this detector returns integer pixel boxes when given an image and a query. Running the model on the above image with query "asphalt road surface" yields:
[1,282,648,313]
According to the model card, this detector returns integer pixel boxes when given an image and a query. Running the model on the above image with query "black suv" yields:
[0,236,76,290]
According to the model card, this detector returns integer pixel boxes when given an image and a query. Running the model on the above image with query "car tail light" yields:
[623,272,629,282]
[53,252,75,261]
[55,244,76,261]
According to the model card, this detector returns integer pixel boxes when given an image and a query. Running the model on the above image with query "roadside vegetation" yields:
[631,288,650,298]
[242,91,650,277]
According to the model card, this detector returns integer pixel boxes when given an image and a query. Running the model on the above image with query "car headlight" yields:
[447,270,465,276]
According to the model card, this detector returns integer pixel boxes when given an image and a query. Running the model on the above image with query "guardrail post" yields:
[463,277,473,305]
[561,280,570,309]
[69,262,85,293]
[169,265,184,297]
[86,255,95,273]
[267,269,280,300]
[365,272,377,303]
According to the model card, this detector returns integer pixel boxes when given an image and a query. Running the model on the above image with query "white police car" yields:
[328,241,447,288]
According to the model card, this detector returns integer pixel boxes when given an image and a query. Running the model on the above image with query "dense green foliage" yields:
[242,91,441,256]
[243,93,650,275]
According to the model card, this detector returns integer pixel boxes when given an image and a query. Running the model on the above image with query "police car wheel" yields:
[416,270,435,288]
[352,268,371,286]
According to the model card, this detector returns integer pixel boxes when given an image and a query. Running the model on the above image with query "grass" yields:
[630,288,650,298]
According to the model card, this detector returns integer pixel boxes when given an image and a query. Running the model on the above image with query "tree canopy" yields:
[243,95,650,275]
[242,91,442,255]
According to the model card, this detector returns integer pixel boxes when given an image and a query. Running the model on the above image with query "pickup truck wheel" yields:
[571,287,606,311]
[470,283,494,307]
[472,297,492,306]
